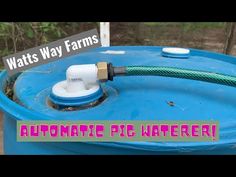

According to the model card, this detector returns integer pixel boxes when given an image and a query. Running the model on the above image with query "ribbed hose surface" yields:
[125,66,236,87]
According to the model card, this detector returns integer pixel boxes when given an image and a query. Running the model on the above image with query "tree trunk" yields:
[133,22,142,44]
[223,22,236,55]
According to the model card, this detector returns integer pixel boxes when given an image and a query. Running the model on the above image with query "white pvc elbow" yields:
[66,64,98,92]
[52,64,100,98]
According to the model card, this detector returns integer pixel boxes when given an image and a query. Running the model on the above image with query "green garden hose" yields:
[105,63,236,88]
[125,66,236,87]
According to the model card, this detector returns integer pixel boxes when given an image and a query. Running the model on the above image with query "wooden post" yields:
[223,22,236,55]
[100,22,110,47]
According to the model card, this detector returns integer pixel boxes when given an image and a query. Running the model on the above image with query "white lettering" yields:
[64,40,71,52]
[6,57,17,70]
[39,47,50,59]
[17,58,24,67]
[92,35,99,44]
[82,37,93,47]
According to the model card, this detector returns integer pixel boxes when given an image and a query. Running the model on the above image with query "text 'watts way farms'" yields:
[2,29,101,76]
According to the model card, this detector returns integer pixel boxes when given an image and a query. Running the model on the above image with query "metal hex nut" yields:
[97,62,108,82]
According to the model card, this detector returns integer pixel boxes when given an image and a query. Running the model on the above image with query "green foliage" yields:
[0,22,66,56]
[0,22,98,67]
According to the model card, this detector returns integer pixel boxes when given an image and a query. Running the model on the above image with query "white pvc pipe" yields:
[100,22,110,47]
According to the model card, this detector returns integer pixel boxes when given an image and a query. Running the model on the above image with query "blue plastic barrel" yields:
[1,46,236,154]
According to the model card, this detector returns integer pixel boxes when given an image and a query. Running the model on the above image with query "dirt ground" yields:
[0,111,3,154]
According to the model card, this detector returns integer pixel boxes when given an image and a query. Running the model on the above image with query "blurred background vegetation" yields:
[0,22,235,69]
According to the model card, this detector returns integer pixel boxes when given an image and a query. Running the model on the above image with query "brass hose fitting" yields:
[97,62,108,82]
